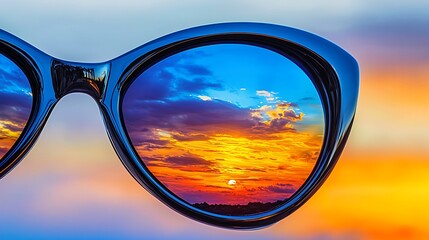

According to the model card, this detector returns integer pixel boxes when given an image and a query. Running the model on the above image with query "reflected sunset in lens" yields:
[122,44,324,215]
[0,53,32,159]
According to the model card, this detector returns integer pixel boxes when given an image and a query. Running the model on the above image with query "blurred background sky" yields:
[0,0,428,239]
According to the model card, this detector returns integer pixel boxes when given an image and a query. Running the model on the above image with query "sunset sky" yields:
[0,54,32,159]
[122,44,323,209]
[0,0,428,239]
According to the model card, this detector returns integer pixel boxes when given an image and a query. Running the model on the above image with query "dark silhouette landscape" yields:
[192,199,288,215]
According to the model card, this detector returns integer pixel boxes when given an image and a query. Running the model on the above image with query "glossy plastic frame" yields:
[0,23,359,229]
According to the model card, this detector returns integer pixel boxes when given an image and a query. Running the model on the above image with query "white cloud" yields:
[256,90,272,97]
[256,90,277,102]
[197,95,212,101]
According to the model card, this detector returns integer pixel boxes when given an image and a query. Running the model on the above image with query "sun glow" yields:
[135,128,323,205]
[228,179,237,186]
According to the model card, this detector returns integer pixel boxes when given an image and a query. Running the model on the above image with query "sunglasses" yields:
[0,22,358,229]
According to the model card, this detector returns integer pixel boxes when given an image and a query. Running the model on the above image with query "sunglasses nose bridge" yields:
[51,59,110,100]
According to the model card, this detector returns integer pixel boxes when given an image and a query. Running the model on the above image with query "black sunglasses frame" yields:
[0,23,359,229]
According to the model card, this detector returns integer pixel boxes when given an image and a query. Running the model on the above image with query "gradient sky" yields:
[122,44,323,210]
[0,0,428,239]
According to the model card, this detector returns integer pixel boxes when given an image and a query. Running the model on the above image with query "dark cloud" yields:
[138,138,169,146]
[139,156,162,164]
[260,183,297,194]
[0,92,32,131]
[164,154,214,167]
[140,152,220,173]
[268,118,293,131]
[125,62,221,102]
[1,122,22,132]
[140,143,171,151]
[261,108,303,132]
[300,97,314,101]
[124,97,259,139]
[125,127,172,150]
[0,92,32,114]
[171,133,210,141]
[179,64,212,76]
[176,77,223,93]
[170,175,202,182]
[158,154,220,174]
[277,102,298,108]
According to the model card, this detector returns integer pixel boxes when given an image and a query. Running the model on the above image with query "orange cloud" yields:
[0,119,27,158]
[132,101,323,209]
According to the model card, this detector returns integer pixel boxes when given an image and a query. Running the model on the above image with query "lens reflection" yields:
[0,53,33,160]
[122,44,324,215]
